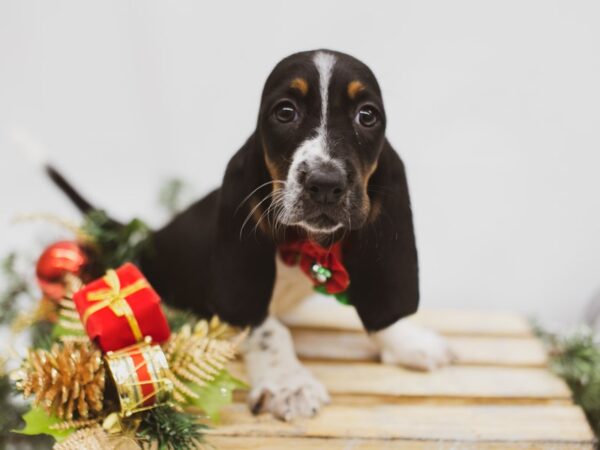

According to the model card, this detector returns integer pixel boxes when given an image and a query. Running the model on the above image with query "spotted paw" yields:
[247,365,330,421]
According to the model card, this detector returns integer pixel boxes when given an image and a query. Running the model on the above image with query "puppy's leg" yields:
[242,317,330,421]
[370,318,455,371]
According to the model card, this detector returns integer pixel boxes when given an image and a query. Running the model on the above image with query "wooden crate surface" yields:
[280,296,534,337]
[208,302,596,449]
[208,437,594,450]
[291,329,549,367]
[208,404,592,448]
[229,362,570,404]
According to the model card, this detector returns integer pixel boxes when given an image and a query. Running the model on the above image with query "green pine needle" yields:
[31,321,57,350]
[537,326,600,436]
[0,373,23,448]
[163,305,197,332]
[81,210,152,271]
[0,374,53,450]
[159,178,188,216]
[137,405,207,450]
[0,252,33,326]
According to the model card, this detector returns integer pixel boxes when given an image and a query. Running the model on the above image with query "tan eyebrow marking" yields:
[347,80,365,99]
[290,77,309,96]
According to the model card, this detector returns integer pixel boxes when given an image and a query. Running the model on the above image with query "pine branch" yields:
[537,326,600,436]
[81,210,152,272]
[136,405,207,450]
[0,369,54,449]
[0,372,23,446]
[163,306,197,333]
[0,252,34,326]
[159,178,188,217]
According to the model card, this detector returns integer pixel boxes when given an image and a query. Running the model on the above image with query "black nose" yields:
[305,169,347,205]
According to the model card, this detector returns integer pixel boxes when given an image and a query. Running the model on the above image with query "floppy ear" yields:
[343,139,419,331]
[209,133,277,326]
[140,133,276,325]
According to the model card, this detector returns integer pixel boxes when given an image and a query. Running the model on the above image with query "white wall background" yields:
[1,0,599,327]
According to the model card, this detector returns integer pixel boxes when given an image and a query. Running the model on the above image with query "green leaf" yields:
[334,292,351,305]
[188,371,248,422]
[313,285,351,306]
[13,407,75,442]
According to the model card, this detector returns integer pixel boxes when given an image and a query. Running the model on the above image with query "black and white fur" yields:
[46,50,453,421]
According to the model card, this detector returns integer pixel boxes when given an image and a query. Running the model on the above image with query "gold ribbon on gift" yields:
[82,269,148,342]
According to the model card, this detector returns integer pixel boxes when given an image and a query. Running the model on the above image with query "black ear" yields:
[343,139,419,331]
[141,133,277,326]
[208,133,277,326]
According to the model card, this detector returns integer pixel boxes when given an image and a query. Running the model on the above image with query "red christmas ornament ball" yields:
[36,240,87,300]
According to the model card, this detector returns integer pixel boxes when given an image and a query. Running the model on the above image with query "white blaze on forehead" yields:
[286,51,338,178]
[290,52,337,166]
[313,51,336,130]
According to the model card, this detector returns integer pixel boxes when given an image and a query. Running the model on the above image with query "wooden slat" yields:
[207,436,593,450]
[208,436,594,450]
[291,329,548,367]
[280,296,533,337]
[207,403,595,447]
[447,335,548,366]
[230,362,571,403]
[413,309,533,337]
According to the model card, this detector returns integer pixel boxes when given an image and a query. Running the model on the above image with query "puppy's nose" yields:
[305,169,347,205]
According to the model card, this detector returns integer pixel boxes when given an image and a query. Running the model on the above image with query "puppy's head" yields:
[258,50,386,235]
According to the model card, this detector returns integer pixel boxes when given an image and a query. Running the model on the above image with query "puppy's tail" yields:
[8,125,96,215]
[45,165,96,214]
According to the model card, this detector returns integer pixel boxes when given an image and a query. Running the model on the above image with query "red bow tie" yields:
[278,240,350,296]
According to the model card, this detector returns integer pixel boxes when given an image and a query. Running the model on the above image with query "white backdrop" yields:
[1,0,599,326]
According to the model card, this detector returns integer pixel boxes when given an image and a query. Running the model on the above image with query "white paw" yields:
[247,365,330,421]
[372,320,455,371]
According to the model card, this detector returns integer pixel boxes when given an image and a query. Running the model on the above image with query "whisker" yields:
[235,180,286,215]
[272,195,287,240]
[239,191,276,240]
[253,190,283,237]
[271,194,286,239]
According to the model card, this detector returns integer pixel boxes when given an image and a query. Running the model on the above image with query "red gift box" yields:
[73,263,170,352]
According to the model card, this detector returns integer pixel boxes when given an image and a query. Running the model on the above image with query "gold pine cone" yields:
[15,340,105,420]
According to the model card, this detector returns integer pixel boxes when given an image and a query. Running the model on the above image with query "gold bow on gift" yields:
[82,269,148,342]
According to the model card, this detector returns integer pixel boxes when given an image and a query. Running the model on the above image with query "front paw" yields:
[247,365,330,421]
[374,321,456,371]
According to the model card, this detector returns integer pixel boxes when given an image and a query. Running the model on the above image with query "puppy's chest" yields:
[269,255,314,317]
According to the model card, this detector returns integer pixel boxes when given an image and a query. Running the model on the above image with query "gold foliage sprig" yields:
[162,317,246,404]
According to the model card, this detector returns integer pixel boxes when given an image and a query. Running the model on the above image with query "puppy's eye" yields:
[356,106,379,128]
[274,101,298,123]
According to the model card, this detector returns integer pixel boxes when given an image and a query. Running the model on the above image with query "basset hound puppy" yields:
[48,49,453,421]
